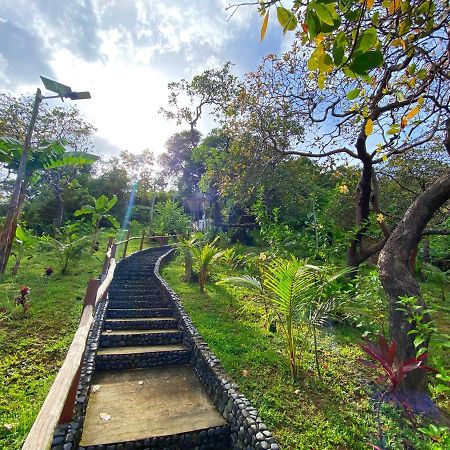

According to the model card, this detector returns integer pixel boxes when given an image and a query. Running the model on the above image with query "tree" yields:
[219,0,449,400]
[160,130,203,196]
[159,62,237,145]
[0,91,95,272]
[0,137,96,271]
[74,195,119,246]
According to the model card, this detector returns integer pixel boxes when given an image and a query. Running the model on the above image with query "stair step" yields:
[106,308,173,318]
[100,329,183,347]
[107,300,170,309]
[97,344,188,355]
[80,366,229,448]
[95,344,191,370]
[104,317,177,330]
[102,328,180,335]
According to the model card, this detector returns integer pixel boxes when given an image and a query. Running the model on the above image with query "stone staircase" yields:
[78,248,231,449]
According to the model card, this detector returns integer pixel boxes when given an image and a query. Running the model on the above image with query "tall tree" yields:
[0,92,95,271]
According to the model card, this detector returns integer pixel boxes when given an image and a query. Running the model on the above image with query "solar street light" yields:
[40,76,91,100]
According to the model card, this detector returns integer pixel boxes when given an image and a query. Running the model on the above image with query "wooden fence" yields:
[21,232,184,449]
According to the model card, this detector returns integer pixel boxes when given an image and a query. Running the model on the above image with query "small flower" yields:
[376,213,385,223]
[338,184,349,194]
[258,252,267,261]
[45,267,53,277]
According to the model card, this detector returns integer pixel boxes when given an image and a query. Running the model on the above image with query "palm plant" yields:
[220,257,348,380]
[74,195,119,247]
[192,238,224,293]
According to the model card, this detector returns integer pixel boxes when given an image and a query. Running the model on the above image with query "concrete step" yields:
[79,366,229,448]
[106,308,173,319]
[95,344,191,370]
[104,317,178,330]
[107,300,170,309]
[100,329,183,347]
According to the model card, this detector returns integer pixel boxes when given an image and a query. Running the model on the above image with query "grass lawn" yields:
[0,240,107,449]
[162,256,449,450]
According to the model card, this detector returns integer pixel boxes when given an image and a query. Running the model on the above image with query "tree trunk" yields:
[378,172,450,410]
[184,251,192,282]
[0,89,41,273]
[347,158,374,272]
[54,175,64,231]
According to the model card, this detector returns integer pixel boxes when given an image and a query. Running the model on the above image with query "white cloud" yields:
[0,0,286,157]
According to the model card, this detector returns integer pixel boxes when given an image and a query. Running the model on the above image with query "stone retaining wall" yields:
[156,250,279,450]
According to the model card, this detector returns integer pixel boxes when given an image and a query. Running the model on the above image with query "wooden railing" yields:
[22,240,117,450]
[21,232,185,449]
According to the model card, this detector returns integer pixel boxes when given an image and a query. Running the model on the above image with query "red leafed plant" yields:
[16,285,30,312]
[360,334,432,393]
[359,335,434,448]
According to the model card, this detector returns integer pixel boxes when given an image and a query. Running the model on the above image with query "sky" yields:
[0,0,291,158]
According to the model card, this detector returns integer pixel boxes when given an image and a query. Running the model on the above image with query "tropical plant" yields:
[15,286,30,312]
[151,199,192,236]
[301,264,350,379]
[40,223,90,274]
[191,238,224,292]
[0,137,97,272]
[11,224,38,275]
[359,334,434,446]
[176,234,199,282]
[220,257,348,379]
[74,194,119,247]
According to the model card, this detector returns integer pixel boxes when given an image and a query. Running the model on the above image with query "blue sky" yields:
[0,0,289,156]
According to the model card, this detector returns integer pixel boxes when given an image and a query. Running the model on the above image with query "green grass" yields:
[0,241,105,450]
[162,257,447,450]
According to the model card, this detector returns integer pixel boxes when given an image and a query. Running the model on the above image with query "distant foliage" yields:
[152,200,191,236]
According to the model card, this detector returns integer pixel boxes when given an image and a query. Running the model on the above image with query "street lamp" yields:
[0,77,91,272]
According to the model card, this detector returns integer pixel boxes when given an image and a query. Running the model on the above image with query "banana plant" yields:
[0,136,97,272]
[74,195,119,247]
[11,225,38,275]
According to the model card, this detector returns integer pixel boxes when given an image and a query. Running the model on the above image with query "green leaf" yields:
[276,6,297,32]
[106,195,118,210]
[15,225,27,242]
[306,10,321,38]
[434,384,450,394]
[332,31,347,65]
[346,88,360,100]
[106,215,120,229]
[74,205,95,216]
[315,3,334,26]
[349,50,383,75]
[413,336,426,348]
[355,28,378,54]
[96,195,108,210]
[387,123,401,135]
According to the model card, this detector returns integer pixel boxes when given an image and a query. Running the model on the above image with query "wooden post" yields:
[83,278,101,309]
[139,230,146,251]
[102,237,114,275]
[58,364,82,424]
[122,229,131,259]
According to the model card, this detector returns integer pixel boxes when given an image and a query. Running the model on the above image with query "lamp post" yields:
[0,77,91,273]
